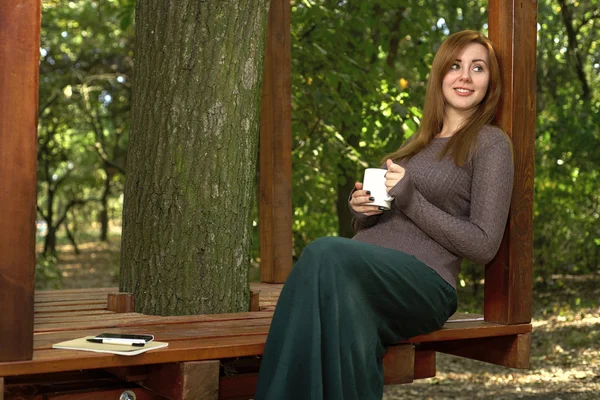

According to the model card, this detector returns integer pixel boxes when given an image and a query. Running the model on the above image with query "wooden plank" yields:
[0,334,269,377]
[33,311,528,349]
[424,333,531,369]
[141,361,219,400]
[32,317,530,352]
[35,287,117,294]
[259,0,293,283]
[406,321,531,343]
[36,290,110,298]
[1,377,4,400]
[383,344,414,384]
[486,0,537,324]
[33,319,272,349]
[34,312,273,331]
[35,285,279,306]
[35,295,111,303]
[34,300,107,308]
[249,283,283,292]
[35,312,143,326]
[35,310,114,320]
[0,0,40,362]
[35,304,108,313]
[1,320,530,377]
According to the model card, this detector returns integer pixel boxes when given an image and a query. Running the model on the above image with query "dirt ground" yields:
[384,274,600,400]
[43,239,600,399]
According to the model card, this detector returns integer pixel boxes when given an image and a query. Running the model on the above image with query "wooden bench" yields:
[0,286,531,399]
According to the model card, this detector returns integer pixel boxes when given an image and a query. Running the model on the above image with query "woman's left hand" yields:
[385,159,406,191]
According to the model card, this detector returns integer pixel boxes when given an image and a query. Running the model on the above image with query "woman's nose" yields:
[459,69,472,81]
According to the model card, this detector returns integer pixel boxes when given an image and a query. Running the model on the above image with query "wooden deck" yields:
[2,285,531,377]
[0,285,532,398]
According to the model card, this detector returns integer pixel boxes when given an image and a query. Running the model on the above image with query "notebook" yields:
[52,336,168,356]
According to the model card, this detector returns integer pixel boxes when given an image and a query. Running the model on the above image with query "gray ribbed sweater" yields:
[351,125,514,289]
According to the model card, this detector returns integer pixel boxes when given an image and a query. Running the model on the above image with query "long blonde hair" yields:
[385,30,502,166]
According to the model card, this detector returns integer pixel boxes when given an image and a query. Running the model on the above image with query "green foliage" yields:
[41,0,598,281]
[534,0,600,278]
[35,255,63,289]
[38,0,133,253]
[287,0,487,255]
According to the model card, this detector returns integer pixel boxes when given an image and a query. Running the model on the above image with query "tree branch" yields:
[53,198,100,231]
[558,0,591,100]
[386,8,407,68]
[38,93,59,118]
[575,10,600,35]
[36,204,48,222]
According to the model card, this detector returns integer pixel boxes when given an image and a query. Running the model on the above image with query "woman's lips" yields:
[454,87,474,96]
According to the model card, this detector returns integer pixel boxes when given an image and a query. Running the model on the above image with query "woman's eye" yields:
[473,65,484,72]
[450,63,460,70]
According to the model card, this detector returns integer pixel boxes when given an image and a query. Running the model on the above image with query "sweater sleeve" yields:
[388,137,514,263]
[348,187,380,232]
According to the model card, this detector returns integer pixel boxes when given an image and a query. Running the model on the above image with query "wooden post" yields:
[382,344,415,384]
[107,293,135,313]
[142,361,220,400]
[249,290,260,311]
[0,0,40,362]
[259,0,293,283]
[485,0,537,324]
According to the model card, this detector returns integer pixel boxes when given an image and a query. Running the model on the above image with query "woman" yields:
[255,30,514,400]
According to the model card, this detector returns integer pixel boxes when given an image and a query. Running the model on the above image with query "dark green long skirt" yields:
[254,236,457,400]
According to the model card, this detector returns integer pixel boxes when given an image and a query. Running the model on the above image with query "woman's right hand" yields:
[349,182,384,216]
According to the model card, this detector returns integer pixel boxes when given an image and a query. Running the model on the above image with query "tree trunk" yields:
[336,167,357,239]
[99,169,111,242]
[64,214,80,255]
[336,124,360,239]
[43,190,56,255]
[120,0,270,315]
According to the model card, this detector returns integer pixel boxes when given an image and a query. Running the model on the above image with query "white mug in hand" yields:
[362,168,394,210]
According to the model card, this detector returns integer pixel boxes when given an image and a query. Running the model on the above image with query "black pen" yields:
[86,338,146,347]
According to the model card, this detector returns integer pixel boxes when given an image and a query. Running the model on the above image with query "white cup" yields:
[362,168,394,210]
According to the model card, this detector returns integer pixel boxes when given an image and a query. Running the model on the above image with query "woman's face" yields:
[442,43,490,116]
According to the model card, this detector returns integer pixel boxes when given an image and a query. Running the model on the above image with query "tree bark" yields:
[43,189,56,255]
[99,169,112,242]
[121,0,270,315]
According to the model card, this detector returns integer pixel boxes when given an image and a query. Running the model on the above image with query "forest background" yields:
[35,0,598,398]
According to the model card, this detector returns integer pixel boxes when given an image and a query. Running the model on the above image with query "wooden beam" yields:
[424,333,531,369]
[219,374,259,400]
[141,361,220,400]
[414,350,436,380]
[259,0,293,283]
[383,344,415,385]
[0,0,40,362]
[106,366,150,382]
[485,0,537,324]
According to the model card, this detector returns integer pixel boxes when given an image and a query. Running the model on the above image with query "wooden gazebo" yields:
[0,0,536,397]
